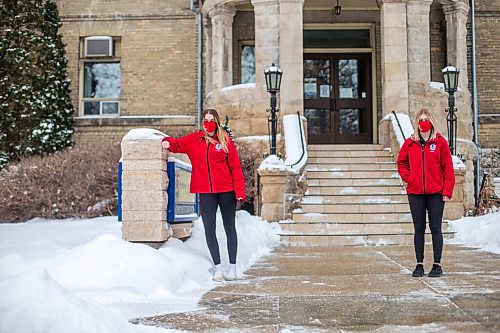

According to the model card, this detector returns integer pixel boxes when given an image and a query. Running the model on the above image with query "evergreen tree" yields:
[221,115,234,139]
[0,0,74,169]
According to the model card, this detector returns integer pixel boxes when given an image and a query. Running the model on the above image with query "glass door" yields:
[303,53,372,144]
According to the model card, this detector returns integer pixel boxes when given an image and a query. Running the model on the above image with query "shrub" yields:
[0,141,121,222]
[0,131,262,222]
[235,141,264,215]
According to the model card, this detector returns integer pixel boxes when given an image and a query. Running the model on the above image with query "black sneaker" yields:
[428,264,443,277]
[412,264,424,277]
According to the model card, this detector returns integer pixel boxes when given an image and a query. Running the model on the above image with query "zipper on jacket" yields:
[421,144,426,194]
[206,143,213,192]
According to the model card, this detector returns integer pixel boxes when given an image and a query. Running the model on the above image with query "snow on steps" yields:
[284,144,454,246]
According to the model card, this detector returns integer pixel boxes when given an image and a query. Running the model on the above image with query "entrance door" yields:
[303,53,372,144]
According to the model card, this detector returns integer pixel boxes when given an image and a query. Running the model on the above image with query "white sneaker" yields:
[224,264,237,281]
[212,264,223,282]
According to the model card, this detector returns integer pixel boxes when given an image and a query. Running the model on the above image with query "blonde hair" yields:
[414,108,438,140]
[202,108,229,153]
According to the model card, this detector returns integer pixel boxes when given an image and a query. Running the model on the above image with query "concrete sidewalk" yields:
[139,244,500,332]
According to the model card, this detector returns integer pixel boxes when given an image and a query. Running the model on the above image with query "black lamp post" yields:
[264,63,283,156]
[334,0,341,15]
[442,65,460,155]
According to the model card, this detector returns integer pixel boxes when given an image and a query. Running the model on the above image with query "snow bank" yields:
[0,212,280,332]
[448,211,500,254]
[0,268,159,333]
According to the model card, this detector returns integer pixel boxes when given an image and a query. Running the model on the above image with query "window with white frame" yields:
[82,62,121,116]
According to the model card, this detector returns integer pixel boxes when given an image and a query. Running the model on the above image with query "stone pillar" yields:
[203,15,213,94]
[406,0,433,117]
[121,129,169,246]
[252,0,280,89]
[258,169,287,222]
[444,168,465,220]
[380,0,409,115]
[443,1,470,89]
[279,0,304,115]
[208,4,236,90]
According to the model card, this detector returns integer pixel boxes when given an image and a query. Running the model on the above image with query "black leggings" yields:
[408,194,445,263]
[199,191,238,265]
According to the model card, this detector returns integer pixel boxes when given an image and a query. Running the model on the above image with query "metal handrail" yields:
[287,111,307,168]
[391,110,406,141]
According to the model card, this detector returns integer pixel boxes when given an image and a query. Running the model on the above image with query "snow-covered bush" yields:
[0,142,120,222]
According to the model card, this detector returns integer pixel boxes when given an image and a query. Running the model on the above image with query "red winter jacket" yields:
[162,131,246,200]
[397,133,455,198]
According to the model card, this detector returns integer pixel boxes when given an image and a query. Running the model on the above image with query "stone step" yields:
[292,212,413,223]
[300,202,410,214]
[306,185,405,195]
[308,150,392,158]
[307,170,401,179]
[307,144,384,151]
[280,233,454,246]
[308,156,395,164]
[301,194,408,204]
[307,178,403,187]
[307,163,397,171]
[281,221,451,236]
[289,144,416,246]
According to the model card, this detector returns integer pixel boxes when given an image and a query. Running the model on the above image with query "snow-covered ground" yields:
[0,210,498,333]
[447,210,500,254]
[0,211,280,333]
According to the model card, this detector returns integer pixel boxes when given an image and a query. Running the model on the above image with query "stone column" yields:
[443,1,470,89]
[121,129,169,246]
[380,0,409,115]
[279,0,304,115]
[203,15,213,94]
[252,0,280,89]
[406,0,433,117]
[208,4,236,90]
[258,169,287,221]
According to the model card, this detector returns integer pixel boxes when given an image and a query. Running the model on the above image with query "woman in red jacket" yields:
[397,108,455,278]
[161,109,246,282]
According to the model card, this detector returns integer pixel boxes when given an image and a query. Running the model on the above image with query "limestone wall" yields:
[204,84,273,137]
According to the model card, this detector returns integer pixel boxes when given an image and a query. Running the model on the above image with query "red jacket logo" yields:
[430,143,436,152]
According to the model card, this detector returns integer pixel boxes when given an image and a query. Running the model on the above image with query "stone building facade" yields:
[471,0,500,182]
[57,0,199,143]
[57,0,499,212]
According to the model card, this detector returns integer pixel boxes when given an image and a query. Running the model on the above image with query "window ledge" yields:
[74,115,195,127]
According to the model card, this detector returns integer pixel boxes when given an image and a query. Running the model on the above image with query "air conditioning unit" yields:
[84,36,113,57]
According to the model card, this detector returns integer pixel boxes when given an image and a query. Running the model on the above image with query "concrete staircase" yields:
[281,144,453,246]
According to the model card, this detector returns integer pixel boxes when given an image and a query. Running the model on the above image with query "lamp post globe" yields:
[264,63,283,156]
[442,65,460,93]
[264,63,283,93]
